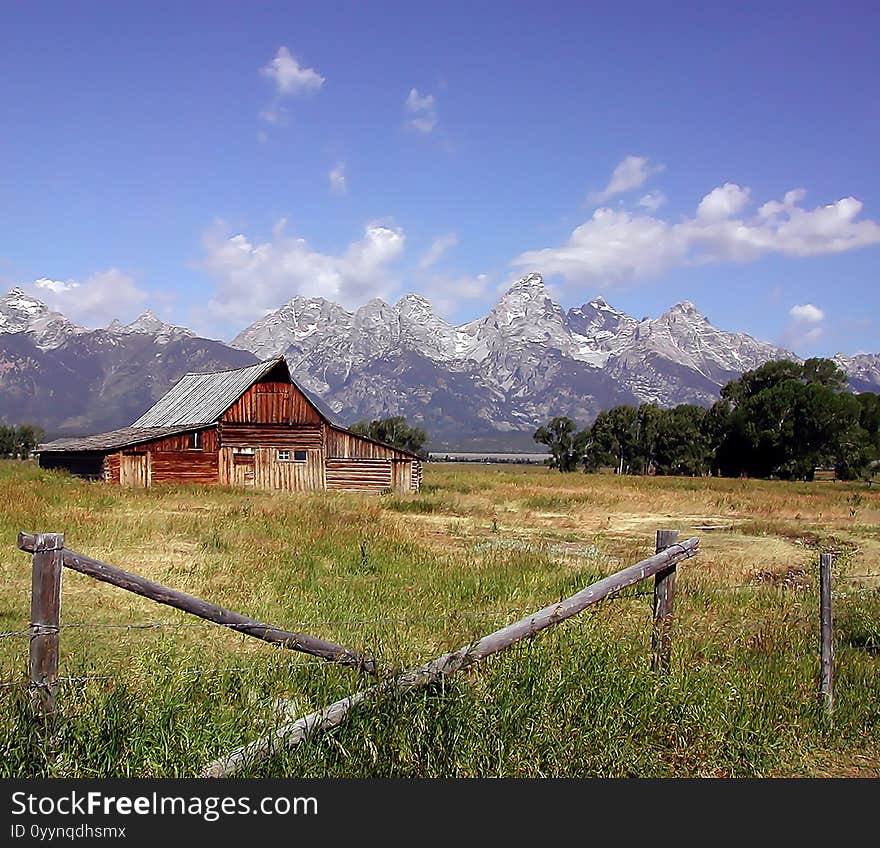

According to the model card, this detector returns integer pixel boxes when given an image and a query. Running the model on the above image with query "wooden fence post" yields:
[29,532,64,718]
[652,529,679,672]
[819,552,835,715]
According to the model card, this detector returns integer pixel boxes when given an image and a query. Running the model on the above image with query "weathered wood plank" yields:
[18,532,377,675]
[652,529,679,672]
[29,533,64,717]
[202,536,700,777]
[820,552,835,714]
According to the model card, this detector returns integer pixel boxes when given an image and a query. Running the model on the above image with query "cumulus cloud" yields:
[789,303,825,323]
[588,155,664,204]
[404,88,438,134]
[418,233,458,270]
[260,47,325,96]
[200,219,405,329]
[696,183,751,220]
[514,185,880,286]
[785,302,826,349]
[32,269,151,327]
[329,162,346,194]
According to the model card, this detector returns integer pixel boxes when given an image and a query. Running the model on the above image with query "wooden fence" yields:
[12,528,845,776]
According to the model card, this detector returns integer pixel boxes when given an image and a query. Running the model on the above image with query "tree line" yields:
[534,358,880,481]
[0,424,45,459]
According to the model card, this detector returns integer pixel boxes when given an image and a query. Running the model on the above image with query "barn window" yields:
[277,449,305,462]
[232,447,255,455]
[188,431,202,450]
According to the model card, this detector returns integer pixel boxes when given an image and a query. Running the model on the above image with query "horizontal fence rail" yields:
[18,532,379,684]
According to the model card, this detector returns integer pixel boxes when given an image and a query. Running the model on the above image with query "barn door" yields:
[120,453,149,488]
[231,452,256,487]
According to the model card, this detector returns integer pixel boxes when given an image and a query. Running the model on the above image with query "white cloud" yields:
[329,162,346,194]
[35,277,77,294]
[200,219,405,328]
[419,233,458,270]
[404,87,438,134]
[785,302,826,350]
[696,183,750,220]
[589,155,664,204]
[260,47,325,96]
[514,185,880,286]
[638,191,667,211]
[32,269,150,327]
[789,303,824,323]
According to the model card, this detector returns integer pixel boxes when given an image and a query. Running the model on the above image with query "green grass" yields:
[1,459,879,777]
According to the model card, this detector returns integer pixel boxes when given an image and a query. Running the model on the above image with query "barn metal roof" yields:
[131,357,285,427]
[38,426,198,453]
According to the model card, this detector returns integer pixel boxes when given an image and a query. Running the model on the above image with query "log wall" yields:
[104,453,120,484]
[411,460,422,492]
[151,451,219,485]
[219,423,323,449]
[326,458,393,492]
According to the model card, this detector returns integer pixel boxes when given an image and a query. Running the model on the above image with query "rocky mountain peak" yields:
[508,271,547,291]
[106,310,195,342]
[1,287,49,318]
[0,286,85,349]
[664,301,706,322]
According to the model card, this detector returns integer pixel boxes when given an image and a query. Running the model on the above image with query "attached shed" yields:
[38,357,423,493]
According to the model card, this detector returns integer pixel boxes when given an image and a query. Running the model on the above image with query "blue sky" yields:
[1,1,878,355]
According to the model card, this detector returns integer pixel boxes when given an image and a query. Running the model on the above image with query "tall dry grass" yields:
[1,460,879,777]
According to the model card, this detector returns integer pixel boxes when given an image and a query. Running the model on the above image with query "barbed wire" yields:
[0,629,30,640]
[0,658,338,692]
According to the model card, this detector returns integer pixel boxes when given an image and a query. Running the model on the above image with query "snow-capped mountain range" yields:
[1,276,878,448]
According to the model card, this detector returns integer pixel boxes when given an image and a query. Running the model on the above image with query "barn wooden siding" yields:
[221,381,322,426]
[108,427,220,487]
[219,447,325,491]
[325,427,401,459]
[104,453,120,484]
[219,423,323,449]
[326,458,393,492]
[411,460,422,492]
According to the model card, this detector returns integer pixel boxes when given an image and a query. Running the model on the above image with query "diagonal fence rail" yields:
[202,536,701,776]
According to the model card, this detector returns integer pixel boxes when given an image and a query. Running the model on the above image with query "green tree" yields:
[349,416,429,457]
[714,359,862,480]
[654,405,711,476]
[534,417,589,472]
[585,405,639,474]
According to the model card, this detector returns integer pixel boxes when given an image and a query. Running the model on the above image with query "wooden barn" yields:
[37,357,423,494]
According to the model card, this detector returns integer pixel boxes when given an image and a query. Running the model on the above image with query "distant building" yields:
[38,357,421,493]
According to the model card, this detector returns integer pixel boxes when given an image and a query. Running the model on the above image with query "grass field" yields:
[1,459,879,777]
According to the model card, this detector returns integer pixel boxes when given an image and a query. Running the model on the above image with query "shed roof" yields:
[131,357,285,427]
[39,426,198,453]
